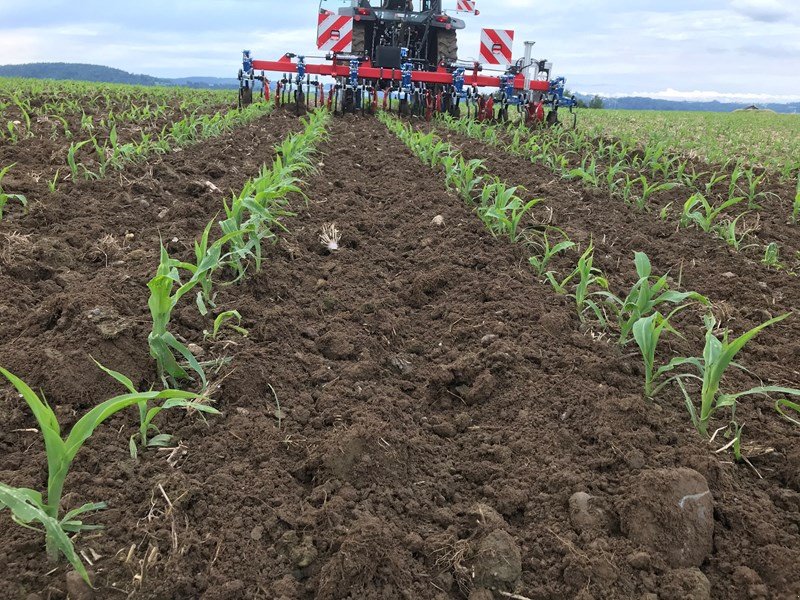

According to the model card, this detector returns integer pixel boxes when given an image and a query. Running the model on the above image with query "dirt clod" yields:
[568,491,608,533]
[468,529,522,590]
[659,567,711,600]
[620,468,714,568]
[65,570,94,600]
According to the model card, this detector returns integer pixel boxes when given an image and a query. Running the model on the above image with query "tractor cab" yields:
[319,0,464,69]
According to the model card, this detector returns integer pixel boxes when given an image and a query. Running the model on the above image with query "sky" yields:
[0,0,798,102]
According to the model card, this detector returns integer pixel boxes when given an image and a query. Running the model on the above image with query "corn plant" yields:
[527,226,575,276]
[704,172,728,196]
[670,313,800,437]
[0,366,202,582]
[147,243,207,388]
[791,174,800,224]
[605,160,628,194]
[762,242,781,268]
[632,309,687,398]
[219,163,297,280]
[741,168,770,208]
[204,310,248,340]
[714,213,758,251]
[66,140,90,180]
[48,169,60,194]
[602,252,708,345]
[94,361,219,460]
[442,154,485,203]
[546,244,609,325]
[0,163,27,220]
[191,219,243,315]
[776,398,800,426]
[566,156,600,187]
[634,176,678,211]
[476,179,540,242]
[681,193,745,232]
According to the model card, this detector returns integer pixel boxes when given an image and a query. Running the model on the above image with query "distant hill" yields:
[0,63,239,89]
[0,63,164,86]
[2,63,799,110]
[577,94,800,114]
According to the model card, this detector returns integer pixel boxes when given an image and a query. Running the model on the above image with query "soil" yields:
[1,111,799,600]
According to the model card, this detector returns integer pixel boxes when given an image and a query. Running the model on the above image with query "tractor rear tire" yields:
[352,22,366,55]
[437,30,458,64]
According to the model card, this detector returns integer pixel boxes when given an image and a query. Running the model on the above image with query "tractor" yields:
[238,0,577,125]
[333,0,464,70]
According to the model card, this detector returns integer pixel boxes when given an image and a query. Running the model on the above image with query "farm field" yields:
[1,81,800,600]
[578,108,800,177]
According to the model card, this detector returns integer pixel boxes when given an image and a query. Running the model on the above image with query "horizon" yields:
[1,0,798,103]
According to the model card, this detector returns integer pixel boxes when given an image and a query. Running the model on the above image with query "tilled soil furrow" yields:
[432,124,800,380]
[0,110,302,402]
[1,114,799,600]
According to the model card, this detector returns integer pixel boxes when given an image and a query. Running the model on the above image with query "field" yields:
[1,80,799,600]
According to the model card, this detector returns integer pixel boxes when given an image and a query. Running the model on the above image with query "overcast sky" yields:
[1,0,798,102]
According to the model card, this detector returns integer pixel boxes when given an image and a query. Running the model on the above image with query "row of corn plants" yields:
[63,102,274,185]
[382,110,800,465]
[578,109,800,182]
[148,109,330,388]
[440,115,800,273]
[0,109,330,584]
[1,78,234,145]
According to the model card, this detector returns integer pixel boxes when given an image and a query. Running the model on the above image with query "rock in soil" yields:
[65,570,93,600]
[568,491,608,533]
[620,468,713,568]
[468,529,522,590]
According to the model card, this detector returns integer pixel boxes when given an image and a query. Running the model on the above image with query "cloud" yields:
[0,0,798,102]
[730,0,791,22]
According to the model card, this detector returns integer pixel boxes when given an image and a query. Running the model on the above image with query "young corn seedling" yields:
[605,160,628,194]
[204,310,249,341]
[634,176,678,211]
[671,313,800,438]
[477,180,540,242]
[546,244,610,325]
[792,174,800,224]
[0,163,27,220]
[714,212,759,252]
[566,156,600,188]
[741,168,770,209]
[728,160,745,201]
[762,242,781,268]
[776,398,800,426]
[681,193,745,232]
[632,308,687,398]
[66,140,90,180]
[94,361,219,460]
[48,169,60,194]
[704,171,728,196]
[191,219,247,315]
[601,252,709,345]
[147,243,207,388]
[0,365,203,582]
[443,154,485,204]
[527,226,576,276]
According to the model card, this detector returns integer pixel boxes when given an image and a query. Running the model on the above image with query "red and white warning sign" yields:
[456,0,477,12]
[479,28,514,65]
[317,10,353,53]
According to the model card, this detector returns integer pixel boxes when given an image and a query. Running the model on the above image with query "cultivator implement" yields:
[238,0,577,126]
